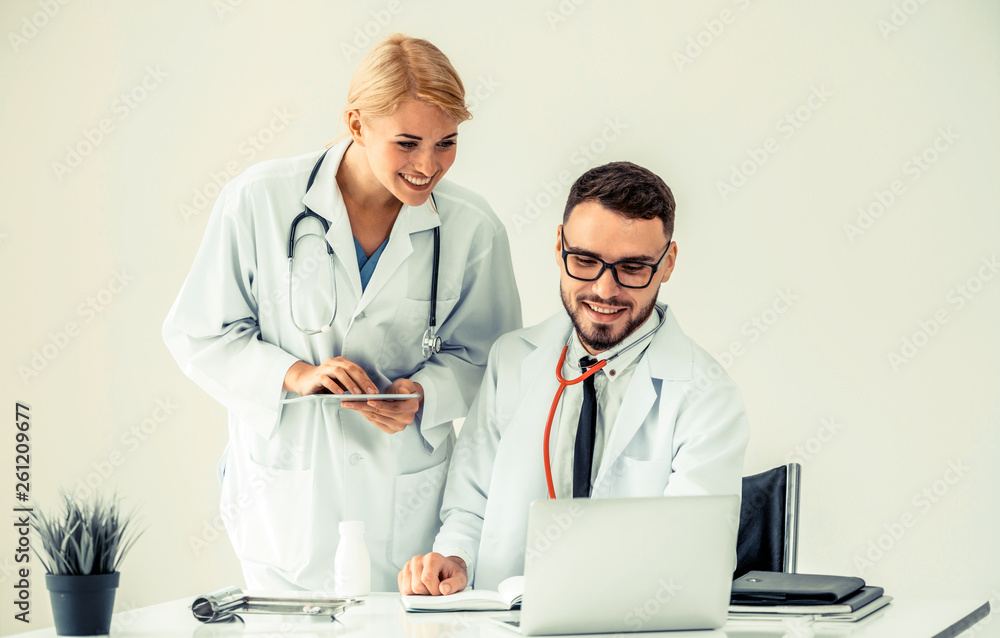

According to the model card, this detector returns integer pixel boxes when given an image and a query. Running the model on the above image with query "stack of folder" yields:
[729,571,891,622]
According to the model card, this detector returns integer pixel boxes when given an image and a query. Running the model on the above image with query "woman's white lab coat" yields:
[162,139,521,591]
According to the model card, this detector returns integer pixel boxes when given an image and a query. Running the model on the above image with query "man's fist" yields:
[398,553,468,595]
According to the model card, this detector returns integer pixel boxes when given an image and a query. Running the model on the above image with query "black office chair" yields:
[734,462,801,579]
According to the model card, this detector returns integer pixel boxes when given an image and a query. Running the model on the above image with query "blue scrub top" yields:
[355,236,389,291]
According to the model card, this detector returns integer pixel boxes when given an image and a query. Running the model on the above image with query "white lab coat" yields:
[163,139,521,591]
[433,305,749,590]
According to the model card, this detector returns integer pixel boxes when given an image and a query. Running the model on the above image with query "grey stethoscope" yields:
[287,149,443,359]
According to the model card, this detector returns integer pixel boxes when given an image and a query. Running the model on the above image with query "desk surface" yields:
[12,593,990,638]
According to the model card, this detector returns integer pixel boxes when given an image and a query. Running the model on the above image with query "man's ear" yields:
[657,241,679,285]
[555,225,563,266]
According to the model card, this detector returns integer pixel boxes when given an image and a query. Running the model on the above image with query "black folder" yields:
[731,571,865,605]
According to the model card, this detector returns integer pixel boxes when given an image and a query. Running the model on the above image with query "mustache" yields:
[576,295,633,310]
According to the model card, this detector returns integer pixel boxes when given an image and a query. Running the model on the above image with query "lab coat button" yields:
[356,312,366,320]
[349,453,363,465]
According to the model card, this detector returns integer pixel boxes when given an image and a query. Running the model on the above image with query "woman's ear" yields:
[345,110,365,147]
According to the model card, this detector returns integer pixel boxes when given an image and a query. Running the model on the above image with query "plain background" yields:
[1,1,998,634]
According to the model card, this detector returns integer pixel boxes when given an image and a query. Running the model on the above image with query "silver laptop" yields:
[498,495,739,636]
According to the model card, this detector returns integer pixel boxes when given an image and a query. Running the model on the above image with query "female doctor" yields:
[162,35,521,591]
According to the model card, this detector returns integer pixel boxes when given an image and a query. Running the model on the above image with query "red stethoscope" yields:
[542,306,667,499]
[543,347,606,499]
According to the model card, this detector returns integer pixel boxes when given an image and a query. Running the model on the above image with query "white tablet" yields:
[281,393,420,405]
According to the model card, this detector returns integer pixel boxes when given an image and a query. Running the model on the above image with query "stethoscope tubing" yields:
[288,148,442,357]
[544,346,606,499]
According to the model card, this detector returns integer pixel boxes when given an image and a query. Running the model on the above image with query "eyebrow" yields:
[564,243,658,264]
[395,133,459,141]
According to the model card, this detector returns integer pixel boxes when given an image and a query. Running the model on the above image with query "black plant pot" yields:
[45,572,120,636]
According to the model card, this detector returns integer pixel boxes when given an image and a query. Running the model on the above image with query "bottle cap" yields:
[340,520,365,535]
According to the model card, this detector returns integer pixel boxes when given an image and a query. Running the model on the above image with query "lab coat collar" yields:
[521,304,693,383]
[300,139,351,226]
[566,307,661,381]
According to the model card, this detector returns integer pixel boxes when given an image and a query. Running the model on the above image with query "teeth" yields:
[402,174,431,186]
[587,303,622,315]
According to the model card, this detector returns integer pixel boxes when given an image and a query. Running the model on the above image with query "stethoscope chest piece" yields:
[421,328,442,359]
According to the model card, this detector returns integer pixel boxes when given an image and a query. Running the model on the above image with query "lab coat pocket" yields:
[223,460,314,575]
[378,296,460,378]
[391,459,449,569]
[608,456,672,498]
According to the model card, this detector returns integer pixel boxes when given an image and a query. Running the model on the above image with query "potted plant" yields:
[31,492,143,636]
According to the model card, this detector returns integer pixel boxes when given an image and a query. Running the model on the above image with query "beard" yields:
[560,286,658,353]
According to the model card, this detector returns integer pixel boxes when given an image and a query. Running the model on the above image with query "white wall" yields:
[1,0,998,634]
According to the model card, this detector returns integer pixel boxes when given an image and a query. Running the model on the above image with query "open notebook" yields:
[401,576,524,612]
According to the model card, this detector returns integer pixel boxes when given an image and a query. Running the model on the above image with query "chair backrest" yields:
[734,463,800,579]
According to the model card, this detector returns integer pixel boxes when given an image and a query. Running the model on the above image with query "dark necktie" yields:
[573,356,599,498]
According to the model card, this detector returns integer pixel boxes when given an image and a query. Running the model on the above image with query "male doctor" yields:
[399,161,749,595]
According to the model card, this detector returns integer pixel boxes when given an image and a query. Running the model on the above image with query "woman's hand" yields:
[341,378,424,434]
[282,357,379,397]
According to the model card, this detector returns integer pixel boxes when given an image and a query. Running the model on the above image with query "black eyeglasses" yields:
[561,233,671,289]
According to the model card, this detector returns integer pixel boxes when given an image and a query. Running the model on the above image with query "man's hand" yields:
[341,378,423,435]
[398,553,468,596]
[282,358,378,396]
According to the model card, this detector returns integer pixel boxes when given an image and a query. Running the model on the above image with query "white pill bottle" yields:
[334,520,370,596]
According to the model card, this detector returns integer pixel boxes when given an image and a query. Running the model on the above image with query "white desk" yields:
[13,593,990,638]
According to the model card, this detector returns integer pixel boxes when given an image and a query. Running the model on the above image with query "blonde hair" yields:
[343,34,471,126]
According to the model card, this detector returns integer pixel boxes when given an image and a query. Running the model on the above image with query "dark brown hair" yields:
[563,161,675,239]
